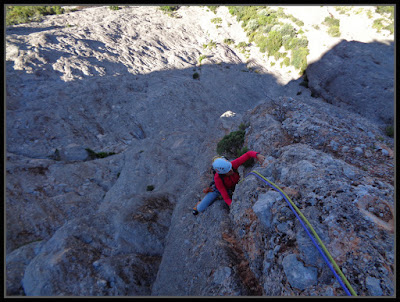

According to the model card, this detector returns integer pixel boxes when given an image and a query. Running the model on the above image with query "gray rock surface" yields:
[5,5,394,297]
[306,40,394,125]
[282,254,318,290]
[229,98,394,296]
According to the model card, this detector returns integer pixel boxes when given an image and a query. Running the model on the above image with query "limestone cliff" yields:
[5,5,394,297]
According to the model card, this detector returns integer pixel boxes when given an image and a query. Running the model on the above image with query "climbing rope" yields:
[247,170,357,296]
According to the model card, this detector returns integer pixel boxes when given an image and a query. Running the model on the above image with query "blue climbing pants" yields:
[196,187,221,212]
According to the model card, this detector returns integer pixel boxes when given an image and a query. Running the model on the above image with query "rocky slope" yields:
[5,5,394,296]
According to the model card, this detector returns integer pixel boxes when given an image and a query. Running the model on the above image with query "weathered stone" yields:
[5,5,394,298]
[252,191,283,228]
[282,254,318,290]
[366,276,383,296]
[306,40,394,125]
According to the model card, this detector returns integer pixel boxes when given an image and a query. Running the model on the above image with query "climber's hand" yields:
[256,154,265,165]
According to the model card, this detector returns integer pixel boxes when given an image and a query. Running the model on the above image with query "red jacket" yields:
[214,151,259,206]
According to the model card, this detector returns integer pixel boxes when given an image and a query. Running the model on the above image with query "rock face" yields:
[6,6,394,297]
[306,40,394,125]
[229,96,394,296]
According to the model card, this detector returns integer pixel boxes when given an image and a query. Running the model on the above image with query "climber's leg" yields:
[195,190,221,213]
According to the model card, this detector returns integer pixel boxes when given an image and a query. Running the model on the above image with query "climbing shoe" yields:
[192,209,199,215]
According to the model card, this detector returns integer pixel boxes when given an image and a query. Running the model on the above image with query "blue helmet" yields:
[212,157,232,174]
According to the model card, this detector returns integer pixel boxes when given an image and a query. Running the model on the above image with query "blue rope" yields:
[247,172,353,296]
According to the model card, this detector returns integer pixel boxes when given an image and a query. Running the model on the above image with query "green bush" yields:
[282,56,290,67]
[203,40,217,49]
[274,51,287,60]
[247,19,260,31]
[372,17,393,34]
[198,54,207,65]
[328,25,341,37]
[159,6,180,17]
[6,5,64,26]
[335,6,352,15]
[247,31,259,42]
[279,23,296,37]
[229,6,259,25]
[211,17,222,24]
[385,125,394,137]
[264,13,279,25]
[109,6,120,10]
[237,146,249,157]
[238,122,248,131]
[291,47,309,73]
[254,35,268,53]
[376,6,394,19]
[323,16,340,27]
[227,5,310,71]
[217,129,245,156]
[193,72,200,80]
[224,38,235,45]
[85,148,116,159]
[274,52,286,60]
[265,31,283,56]
[384,23,394,35]
[283,36,308,51]
[237,41,249,49]
[297,37,309,48]
[323,16,341,37]
[207,6,219,14]
[159,6,179,12]
[258,8,271,16]
[295,20,304,27]
[282,35,292,50]
[257,14,269,26]
[262,24,274,34]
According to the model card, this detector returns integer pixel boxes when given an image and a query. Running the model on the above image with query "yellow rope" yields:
[250,170,357,296]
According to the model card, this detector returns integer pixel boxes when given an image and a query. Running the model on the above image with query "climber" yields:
[193,151,265,215]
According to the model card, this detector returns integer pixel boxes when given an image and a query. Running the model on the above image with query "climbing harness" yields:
[247,170,358,296]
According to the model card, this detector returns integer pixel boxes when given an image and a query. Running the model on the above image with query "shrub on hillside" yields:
[236,41,249,49]
[323,16,341,37]
[323,16,340,27]
[216,123,248,157]
[279,23,296,37]
[385,125,394,138]
[217,129,245,156]
[246,19,260,31]
[328,25,341,37]
[159,6,179,12]
[256,14,269,26]
[85,148,116,160]
[159,6,180,17]
[265,31,283,56]
[281,57,290,67]
[211,17,222,24]
[257,8,271,16]
[375,6,394,19]
[283,36,308,51]
[291,47,309,73]
[254,35,268,52]
[6,5,64,26]
[263,24,274,34]
[229,6,260,26]
[207,6,219,14]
